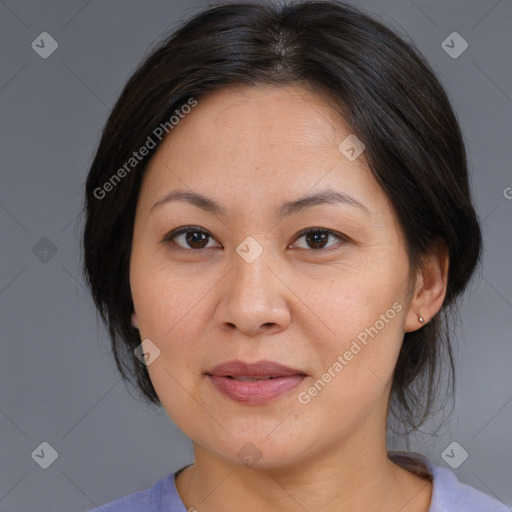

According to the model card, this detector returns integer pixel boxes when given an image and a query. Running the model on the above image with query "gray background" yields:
[0,0,511,511]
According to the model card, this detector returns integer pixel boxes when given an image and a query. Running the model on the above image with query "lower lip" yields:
[207,375,306,405]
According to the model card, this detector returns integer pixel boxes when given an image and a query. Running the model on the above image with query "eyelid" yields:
[293,227,350,243]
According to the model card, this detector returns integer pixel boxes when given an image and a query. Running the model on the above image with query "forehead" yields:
[139,85,383,214]
[169,85,348,156]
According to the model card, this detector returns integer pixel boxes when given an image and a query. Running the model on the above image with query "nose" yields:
[213,247,292,337]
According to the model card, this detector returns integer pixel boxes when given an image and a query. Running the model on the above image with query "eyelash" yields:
[162,226,349,252]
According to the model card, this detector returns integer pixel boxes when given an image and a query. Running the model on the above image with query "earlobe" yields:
[131,312,139,329]
[405,243,449,332]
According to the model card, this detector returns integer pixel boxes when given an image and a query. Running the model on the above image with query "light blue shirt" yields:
[85,451,509,511]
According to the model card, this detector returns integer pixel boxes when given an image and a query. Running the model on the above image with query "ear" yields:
[131,312,139,329]
[404,242,449,332]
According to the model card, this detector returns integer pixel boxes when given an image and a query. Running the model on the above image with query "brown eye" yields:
[164,227,220,250]
[305,231,330,249]
[293,228,347,251]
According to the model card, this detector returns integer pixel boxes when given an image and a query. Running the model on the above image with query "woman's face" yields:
[130,85,417,468]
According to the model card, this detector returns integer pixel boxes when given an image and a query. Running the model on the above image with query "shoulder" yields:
[389,451,509,512]
[84,470,187,512]
[429,464,509,512]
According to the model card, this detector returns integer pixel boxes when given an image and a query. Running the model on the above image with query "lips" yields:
[205,360,307,405]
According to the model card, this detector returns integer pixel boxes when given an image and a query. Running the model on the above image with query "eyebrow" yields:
[150,188,371,217]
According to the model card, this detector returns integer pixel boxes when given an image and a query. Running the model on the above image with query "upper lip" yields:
[205,360,307,378]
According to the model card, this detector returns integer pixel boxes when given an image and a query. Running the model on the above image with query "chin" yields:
[204,433,310,470]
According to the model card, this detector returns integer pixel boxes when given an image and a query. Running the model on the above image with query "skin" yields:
[130,85,449,512]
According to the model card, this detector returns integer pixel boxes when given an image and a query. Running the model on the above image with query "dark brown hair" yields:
[82,0,482,438]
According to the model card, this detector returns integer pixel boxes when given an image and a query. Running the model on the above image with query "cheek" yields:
[302,257,408,399]
[305,253,408,343]
[130,254,214,397]
[130,251,208,341]
[295,305,405,444]
[314,301,405,391]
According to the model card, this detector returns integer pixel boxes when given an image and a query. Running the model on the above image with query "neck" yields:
[175,420,432,512]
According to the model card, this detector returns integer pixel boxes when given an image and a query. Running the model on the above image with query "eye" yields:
[291,228,348,251]
[163,226,348,252]
[163,226,221,250]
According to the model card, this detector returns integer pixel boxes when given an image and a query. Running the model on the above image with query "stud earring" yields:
[418,313,425,324]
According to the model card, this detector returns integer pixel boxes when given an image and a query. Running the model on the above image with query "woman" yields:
[82,1,507,511]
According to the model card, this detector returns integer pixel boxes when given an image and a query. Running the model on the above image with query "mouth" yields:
[205,360,307,405]
[222,375,281,381]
